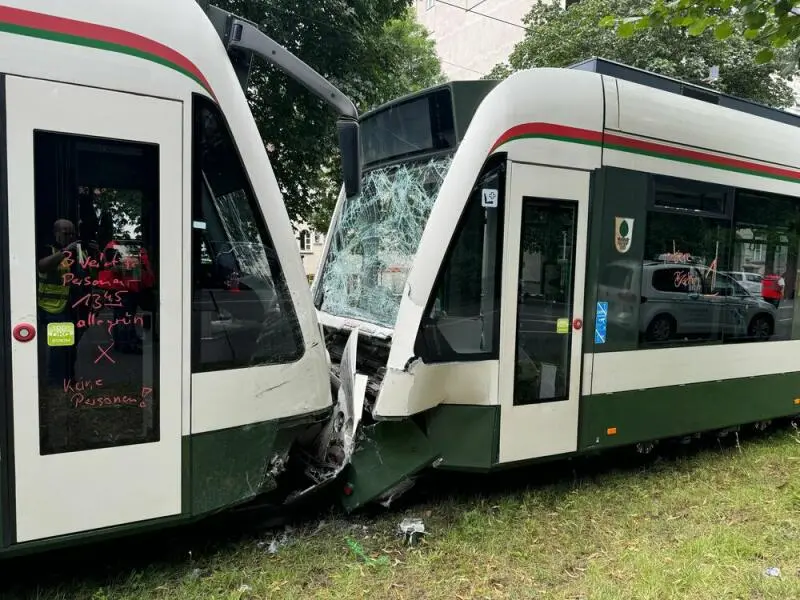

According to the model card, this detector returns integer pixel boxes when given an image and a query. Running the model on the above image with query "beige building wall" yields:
[293,221,325,280]
[414,0,541,80]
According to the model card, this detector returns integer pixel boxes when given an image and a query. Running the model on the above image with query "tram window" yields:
[191,95,304,372]
[653,174,729,216]
[34,131,160,455]
[513,198,578,405]
[415,158,505,362]
[641,206,732,348]
[732,189,800,342]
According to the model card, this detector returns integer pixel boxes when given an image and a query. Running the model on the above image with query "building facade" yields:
[293,221,325,281]
[413,0,541,80]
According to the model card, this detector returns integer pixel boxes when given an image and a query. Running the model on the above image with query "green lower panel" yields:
[425,404,499,470]
[190,420,302,516]
[580,372,800,450]
[340,419,438,512]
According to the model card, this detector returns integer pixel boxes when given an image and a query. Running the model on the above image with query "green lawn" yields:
[5,424,800,600]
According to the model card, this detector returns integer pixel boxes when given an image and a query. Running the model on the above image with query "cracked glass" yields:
[316,155,453,328]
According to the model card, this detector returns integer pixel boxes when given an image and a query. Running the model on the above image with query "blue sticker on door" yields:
[595,301,608,344]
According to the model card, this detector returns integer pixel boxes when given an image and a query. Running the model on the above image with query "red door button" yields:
[573,318,583,330]
[13,323,35,342]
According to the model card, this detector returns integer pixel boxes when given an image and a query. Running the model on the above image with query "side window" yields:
[415,157,505,362]
[733,190,800,341]
[641,177,731,347]
[34,132,160,455]
[191,95,304,372]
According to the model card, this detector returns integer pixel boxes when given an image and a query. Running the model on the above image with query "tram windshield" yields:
[315,154,453,328]
[314,88,459,329]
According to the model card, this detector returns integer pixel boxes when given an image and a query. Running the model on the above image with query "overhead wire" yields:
[432,0,527,30]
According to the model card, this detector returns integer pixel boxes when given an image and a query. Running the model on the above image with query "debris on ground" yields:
[398,517,426,546]
[764,567,781,577]
[346,537,390,566]
[257,524,295,555]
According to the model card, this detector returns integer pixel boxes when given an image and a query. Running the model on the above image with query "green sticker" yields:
[47,322,75,347]
[556,318,570,334]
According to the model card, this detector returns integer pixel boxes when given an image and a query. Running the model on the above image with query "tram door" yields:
[5,76,183,542]
[497,163,589,464]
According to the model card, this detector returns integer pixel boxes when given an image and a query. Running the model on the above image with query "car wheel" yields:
[646,314,673,342]
[748,314,773,340]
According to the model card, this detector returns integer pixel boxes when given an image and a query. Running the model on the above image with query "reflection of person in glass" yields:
[36,219,94,385]
[100,240,147,354]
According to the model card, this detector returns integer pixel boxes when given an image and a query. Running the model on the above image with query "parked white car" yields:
[599,261,777,344]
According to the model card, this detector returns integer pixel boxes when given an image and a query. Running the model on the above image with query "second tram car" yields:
[314,58,800,509]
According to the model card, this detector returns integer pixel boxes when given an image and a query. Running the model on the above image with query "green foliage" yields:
[600,0,800,71]
[487,0,795,109]
[213,1,445,232]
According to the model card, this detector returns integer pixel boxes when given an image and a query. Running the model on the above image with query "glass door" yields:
[5,75,183,542]
[497,163,589,464]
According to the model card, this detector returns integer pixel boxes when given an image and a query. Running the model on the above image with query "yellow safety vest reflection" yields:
[37,245,71,314]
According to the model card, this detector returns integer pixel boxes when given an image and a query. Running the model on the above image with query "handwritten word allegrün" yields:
[76,311,144,334]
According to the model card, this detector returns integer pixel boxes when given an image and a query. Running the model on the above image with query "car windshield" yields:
[315,154,453,328]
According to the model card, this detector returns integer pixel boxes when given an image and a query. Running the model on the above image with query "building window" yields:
[426,0,435,9]
[191,94,304,372]
[299,230,312,252]
[34,132,160,455]
[415,156,505,362]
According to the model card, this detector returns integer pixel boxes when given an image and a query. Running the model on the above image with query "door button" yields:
[13,323,36,342]
[573,318,583,331]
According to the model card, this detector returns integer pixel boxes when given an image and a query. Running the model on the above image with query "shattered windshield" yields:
[316,154,453,328]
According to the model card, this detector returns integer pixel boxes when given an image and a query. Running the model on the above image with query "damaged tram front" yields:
[312,80,505,508]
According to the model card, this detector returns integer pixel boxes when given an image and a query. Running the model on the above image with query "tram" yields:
[313,57,800,510]
[0,0,363,557]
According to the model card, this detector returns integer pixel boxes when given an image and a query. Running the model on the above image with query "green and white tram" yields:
[0,0,363,557]
[313,57,800,509]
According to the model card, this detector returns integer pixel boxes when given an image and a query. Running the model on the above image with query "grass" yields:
[4,424,800,600]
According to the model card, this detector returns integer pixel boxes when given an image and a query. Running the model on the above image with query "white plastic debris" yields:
[398,517,426,545]
[765,567,781,577]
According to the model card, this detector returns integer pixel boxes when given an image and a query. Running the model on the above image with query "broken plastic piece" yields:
[283,328,367,504]
[764,567,781,577]
[398,517,426,546]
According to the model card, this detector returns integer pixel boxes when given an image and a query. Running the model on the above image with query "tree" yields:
[598,0,800,67]
[213,1,445,232]
[486,0,795,108]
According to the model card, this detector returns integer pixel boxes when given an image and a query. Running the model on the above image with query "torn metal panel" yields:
[316,156,453,328]
[339,418,439,513]
[284,328,368,504]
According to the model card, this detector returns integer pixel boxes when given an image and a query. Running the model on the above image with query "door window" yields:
[34,132,160,455]
[514,198,577,405]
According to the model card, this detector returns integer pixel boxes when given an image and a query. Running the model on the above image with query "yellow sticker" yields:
[556,318,569,334]
[47,322,75,347]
